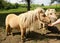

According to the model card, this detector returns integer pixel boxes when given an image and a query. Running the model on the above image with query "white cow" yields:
[18,7,51,43]
[5,7,51,43]
[45,9,57,23]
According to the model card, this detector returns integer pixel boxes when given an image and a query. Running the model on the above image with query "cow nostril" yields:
[50,13,52,15]
[55,13,56,14]
[50,21,51,23]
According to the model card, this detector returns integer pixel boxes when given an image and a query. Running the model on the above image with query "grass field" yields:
[0,4,60,14]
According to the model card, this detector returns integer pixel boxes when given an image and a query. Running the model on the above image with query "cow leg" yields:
[43,23,45,30]
[21,28,26,43]
[6,25,9,36]
[6,25,11,36]
[41,23,43,28]
[42,23,47,34]
[41,23,46,34]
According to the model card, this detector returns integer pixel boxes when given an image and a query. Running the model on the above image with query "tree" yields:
[26,0,30,11]
[0,0,10,9]
[41,4,44,6]
[15,3,19,8]
[22,0,30,11]
[22,0,33,11]
[0,0,5,9]
[50,0,60,4]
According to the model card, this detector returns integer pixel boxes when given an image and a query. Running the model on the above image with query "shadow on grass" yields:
[12,26,60,41]
[12,31,47,41]
[1,26,60,42]
[44,34,60,40]
[12,30,60,41]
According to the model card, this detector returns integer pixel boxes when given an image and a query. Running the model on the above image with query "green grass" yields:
[42,4,60,11]
[0,8,27,14]
[0,4,41,14]
[0,4,60,14]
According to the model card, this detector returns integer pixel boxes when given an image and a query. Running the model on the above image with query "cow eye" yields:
[42,14,46,17]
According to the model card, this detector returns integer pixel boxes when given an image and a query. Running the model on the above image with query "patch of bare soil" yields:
[0,24,60,43]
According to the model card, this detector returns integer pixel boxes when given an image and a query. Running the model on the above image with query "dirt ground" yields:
[0,24,60,43]
[0,12,60,43]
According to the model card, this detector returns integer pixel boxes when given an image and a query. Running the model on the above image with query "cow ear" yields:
[40,10,43,13]
[42,14,46,17]
[37,10,42,14]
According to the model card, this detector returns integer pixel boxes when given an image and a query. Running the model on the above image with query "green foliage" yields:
[51,0,60,4]
[0,0,7,9]
[0,0,20,10]
[42,4,60,11]
[0,4,60,14]
[14,3,19,8]
[4,3,13,10]
[41,4,44,6]
[30,4,41,10]
[3,3,20,10]
[0,7,27,14]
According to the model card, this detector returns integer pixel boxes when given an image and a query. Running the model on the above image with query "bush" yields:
[14,3,19,8]
[41,4,44,6]
[4,3,18,10]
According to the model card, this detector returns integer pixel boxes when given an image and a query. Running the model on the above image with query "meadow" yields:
[0,4,60,14]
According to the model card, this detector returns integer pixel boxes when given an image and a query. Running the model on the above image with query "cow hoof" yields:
[6,34,9,36]
[21,40,25,43]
